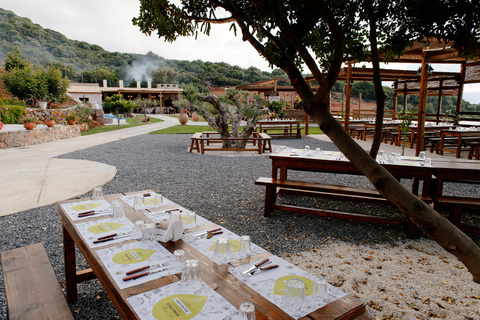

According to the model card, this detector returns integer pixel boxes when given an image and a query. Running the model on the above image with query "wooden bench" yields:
[1,243,74,320]
[434,196,480,234]
[189,132,272,154]
[468,141,480,160]
[255,177,423,238]
[259,125,301,139]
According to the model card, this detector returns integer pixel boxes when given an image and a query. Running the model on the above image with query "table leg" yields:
[62,224,78,303]
[456,136,462,158]
[439,134,445,155]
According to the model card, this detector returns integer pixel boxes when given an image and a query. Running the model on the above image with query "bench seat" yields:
[255,177,426,238]
[434,195,480,234]
[1,243,74,320]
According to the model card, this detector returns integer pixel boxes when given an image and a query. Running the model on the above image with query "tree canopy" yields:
[133,0,480,283]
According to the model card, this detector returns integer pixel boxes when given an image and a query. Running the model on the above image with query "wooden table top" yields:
[56,191,366,320]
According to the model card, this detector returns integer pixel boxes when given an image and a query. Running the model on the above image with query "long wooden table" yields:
[439,128,480,158]
[257,120,301,139]
[55,191,366,320]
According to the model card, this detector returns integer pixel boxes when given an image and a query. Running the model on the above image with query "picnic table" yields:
[256,150,480,238]
[55,191,367,319]
[439,128,480,158]
[257,119,301,139]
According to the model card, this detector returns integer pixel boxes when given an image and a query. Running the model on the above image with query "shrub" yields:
[75,103,94,123]
[0,105,26,124]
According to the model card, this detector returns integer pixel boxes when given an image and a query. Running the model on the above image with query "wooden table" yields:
[405,124,452,149]
[439,128,480,158]
[55,191,366,320]
[265,154,435,238]
[257,120,301,139]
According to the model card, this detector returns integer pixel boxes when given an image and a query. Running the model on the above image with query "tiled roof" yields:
[68,83,102,94]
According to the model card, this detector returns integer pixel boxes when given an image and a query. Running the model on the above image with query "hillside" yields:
[0,8,285,87]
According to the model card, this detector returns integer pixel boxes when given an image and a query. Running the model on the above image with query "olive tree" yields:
[133,0,480,282]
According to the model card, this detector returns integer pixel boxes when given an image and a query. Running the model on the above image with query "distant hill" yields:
[0,8,287,87]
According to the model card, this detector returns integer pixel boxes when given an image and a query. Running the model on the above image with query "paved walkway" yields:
[0,115,457,216]
[0,115,178,216]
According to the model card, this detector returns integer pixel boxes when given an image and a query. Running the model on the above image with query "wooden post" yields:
[345,63,353,132]
[392,81,398,119]
[436,80,443,123]
[416,56,428,155]
[456,63,466,115]
[358,92,362,114]
[403,83,408,112]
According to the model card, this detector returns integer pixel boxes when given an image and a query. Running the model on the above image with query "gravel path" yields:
[0,134,478,319]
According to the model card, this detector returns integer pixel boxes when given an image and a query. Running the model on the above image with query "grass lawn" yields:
[81,116,163,136]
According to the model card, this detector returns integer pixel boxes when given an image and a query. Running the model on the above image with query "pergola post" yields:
[416,56,429,155]
[456,63,466,115]
[392,81,398,119]
[344,63,353,132]
[436,80,444,123]
[403,83,408,112]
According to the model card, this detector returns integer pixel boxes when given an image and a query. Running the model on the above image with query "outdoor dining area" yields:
[43,189,367,320]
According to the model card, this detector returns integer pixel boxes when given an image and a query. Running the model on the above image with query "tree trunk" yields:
[308,102,480,283]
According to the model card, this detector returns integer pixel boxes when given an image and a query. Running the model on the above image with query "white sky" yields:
[1,0,479,103]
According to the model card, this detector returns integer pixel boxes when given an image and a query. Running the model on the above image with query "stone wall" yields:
[0,125,81,148]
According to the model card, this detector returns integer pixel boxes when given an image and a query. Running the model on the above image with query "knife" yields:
[122,266,171,281]
[125,263,164,276]
[93,233,132,244]
[193,228,221,237]
[247,264,279,276]
[241,258,270,275]
[97,232,130,240]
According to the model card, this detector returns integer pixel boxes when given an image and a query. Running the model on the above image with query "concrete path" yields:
[0,115,178,216]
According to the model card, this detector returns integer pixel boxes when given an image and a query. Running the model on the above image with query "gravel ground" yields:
[0,134,478,319]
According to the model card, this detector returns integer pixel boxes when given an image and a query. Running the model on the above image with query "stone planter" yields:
[45,120,55,127]
[80,123,89,132]
[179,112,189,125]
[24,122,36,130]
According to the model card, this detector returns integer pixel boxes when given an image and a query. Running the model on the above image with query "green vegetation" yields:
[102,94,135,127]
[81,116,163,136]
[0,8,287,88]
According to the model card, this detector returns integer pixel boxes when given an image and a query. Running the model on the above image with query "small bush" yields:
[0,105,26,124]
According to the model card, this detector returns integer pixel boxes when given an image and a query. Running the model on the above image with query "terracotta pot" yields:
[68,119,76,125]
[24,122,35,130]
[179,112,189,125]
[45,120,55,127]
[192,111,200,122]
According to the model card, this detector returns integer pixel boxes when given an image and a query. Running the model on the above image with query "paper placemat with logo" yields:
[75,217,135,248]
[228,255,347,319]
[60,199,112,221]
[119,192,176,209]
[127,280,238,320]
[96,240,175,290]
[182,228,266,265]
[144,208,212,229]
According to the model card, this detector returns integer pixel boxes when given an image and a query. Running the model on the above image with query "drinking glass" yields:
[283,278,306,312]
[238,301,256,320]
[303,146,310,155]
[311,277,328,303]
[133,194,145,212]
[183,211,197,229]
[172,249,186,272]
[111,200,125,220]
[92,186,104,200]
[154,194,164,207]
[239,235,251,257]
[419,151,426,160]
[315,148,321,157]
[170,212,182,224]
[377,149,384,161]
[213,237,231,263]
[133,220,145,239]
[181,259,202,288]
[142,223,156,241]
[425,158,432,166]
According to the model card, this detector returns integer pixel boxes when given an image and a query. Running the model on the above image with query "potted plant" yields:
[399,109,415,156]
[19,114,38,130]
[0,117,3,131]
[65,113,79,125]
[44,112,62,127]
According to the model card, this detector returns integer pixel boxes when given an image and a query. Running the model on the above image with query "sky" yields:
[1,0,479,104]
